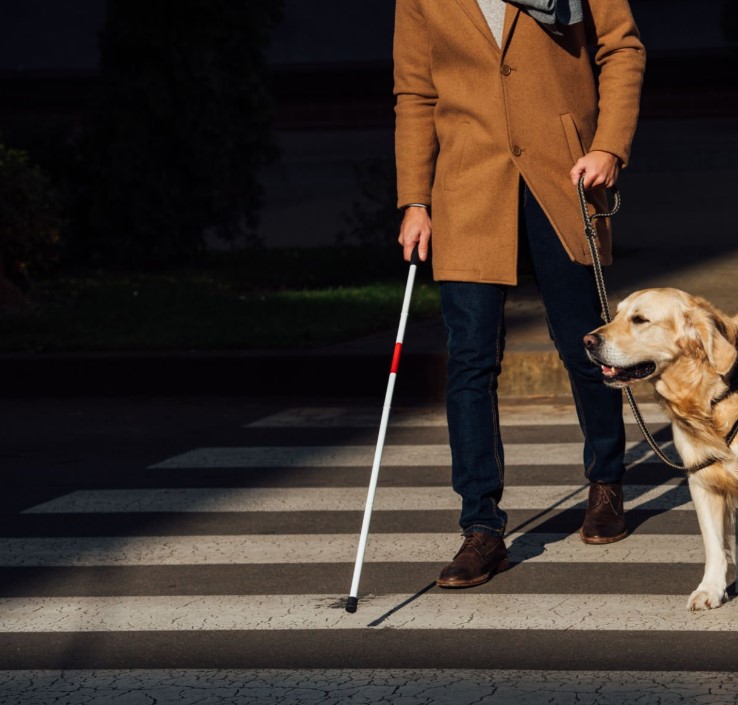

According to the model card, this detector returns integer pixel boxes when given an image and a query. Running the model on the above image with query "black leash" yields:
[577,176,738,473]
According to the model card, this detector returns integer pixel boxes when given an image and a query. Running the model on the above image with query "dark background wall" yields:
[0,0,732,74]
[0,0,734,249]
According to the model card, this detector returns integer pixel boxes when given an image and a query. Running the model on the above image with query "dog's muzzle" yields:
[583,333,657,384]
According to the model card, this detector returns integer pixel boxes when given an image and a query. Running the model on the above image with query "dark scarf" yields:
[505,0,583,33]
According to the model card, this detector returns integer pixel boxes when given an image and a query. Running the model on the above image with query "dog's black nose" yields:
[583,333,601,350]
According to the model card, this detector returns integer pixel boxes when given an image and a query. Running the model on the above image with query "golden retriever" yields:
[584,287,738,611]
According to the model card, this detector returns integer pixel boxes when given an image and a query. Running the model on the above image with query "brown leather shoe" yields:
[579,482,627,544]
[436,532,509,588]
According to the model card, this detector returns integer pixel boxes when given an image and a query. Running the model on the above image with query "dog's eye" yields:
[630,315,649,325]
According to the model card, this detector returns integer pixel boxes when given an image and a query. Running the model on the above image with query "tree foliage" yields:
[88,0,283,265]
[0,142,61,292]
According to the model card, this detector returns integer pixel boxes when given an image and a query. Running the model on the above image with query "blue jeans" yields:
[440,183,626,537]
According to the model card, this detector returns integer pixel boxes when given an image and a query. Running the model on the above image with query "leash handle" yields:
[576,176,617,324]
[576,177,621,224]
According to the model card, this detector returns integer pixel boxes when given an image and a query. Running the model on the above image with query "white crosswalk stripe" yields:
[1,593,736,632]
[2,401,736,704]
[0,532,711,566]
[147,441,680,468]
[247,402,670,428]
[22,483,693,514]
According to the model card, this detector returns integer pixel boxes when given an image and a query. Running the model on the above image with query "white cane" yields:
[345,244,422,613]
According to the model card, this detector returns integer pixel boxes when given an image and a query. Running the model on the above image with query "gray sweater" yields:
[476,0,506,45]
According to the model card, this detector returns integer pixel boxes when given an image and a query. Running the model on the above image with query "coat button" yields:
[512,145,522,156]
[501,64,512,76]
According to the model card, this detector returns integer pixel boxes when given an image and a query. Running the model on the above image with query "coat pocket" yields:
[559,112,586,165]
[442,122,470,191]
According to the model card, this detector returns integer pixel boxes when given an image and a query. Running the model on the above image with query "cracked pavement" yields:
[1,670,737,704]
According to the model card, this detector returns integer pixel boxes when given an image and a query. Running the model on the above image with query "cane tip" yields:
[345,597,358,613]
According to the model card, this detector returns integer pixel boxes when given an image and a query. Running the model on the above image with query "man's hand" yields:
[398,206,431,262]
[570,150,620,190]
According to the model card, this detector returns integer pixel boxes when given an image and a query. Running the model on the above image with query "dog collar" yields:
[713,353,738,406]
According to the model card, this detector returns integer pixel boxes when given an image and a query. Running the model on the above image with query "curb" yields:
[0,349,652,400]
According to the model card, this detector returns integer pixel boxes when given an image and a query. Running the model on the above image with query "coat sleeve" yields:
[585,0,646,167]
[393,0,439,208]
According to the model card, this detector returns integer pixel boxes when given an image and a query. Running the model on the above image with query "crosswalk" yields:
[1,400,737,704]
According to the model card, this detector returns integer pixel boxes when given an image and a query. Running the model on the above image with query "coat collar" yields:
[453,0,521,55]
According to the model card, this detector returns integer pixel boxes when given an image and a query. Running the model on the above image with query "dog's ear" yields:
[686,306,738,376]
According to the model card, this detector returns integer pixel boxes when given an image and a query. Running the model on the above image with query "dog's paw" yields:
[687,586,727,611]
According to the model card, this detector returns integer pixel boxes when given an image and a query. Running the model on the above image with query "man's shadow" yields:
[503,425,691,562]
[366,424,705,626]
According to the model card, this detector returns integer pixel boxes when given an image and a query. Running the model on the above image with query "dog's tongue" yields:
[601,365,619,378]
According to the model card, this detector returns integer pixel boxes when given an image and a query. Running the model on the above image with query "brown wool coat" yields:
[394,0,646,285]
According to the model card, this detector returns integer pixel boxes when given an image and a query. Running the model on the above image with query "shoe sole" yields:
[435,558,510,589]
[579,528,628,545]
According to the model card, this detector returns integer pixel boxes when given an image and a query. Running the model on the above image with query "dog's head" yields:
[583,288,738,389]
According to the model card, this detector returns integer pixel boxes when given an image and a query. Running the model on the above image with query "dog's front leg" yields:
[687,475,729,610]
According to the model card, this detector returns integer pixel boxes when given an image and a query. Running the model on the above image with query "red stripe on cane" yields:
[390,342,403,374]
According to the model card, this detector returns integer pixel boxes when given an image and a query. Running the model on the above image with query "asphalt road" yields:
[1,395,737,704]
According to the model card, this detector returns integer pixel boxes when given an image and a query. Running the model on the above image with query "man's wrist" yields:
[401,203,429,210]
[589,149,623,168]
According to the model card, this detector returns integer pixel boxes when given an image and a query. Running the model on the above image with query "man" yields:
[394,0,645,588]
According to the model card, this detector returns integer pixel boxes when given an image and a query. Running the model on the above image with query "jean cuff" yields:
[463,524,505,538]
